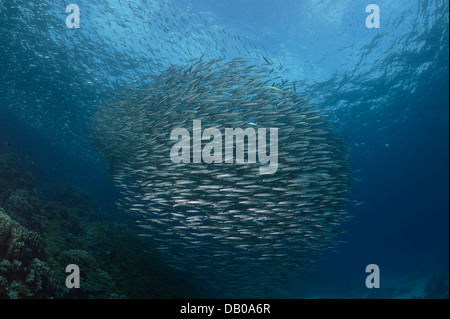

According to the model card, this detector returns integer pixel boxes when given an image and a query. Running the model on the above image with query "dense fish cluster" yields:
[92,57,351,297]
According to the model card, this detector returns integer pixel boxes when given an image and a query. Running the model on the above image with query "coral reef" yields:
[57,250,117,298]
[0,209,58,298]
[0,210,42,264]
[1,152,204,299]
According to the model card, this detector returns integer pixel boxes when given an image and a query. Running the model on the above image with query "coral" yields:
[0,154,42,229]
[7,189,35,216]
[0,259,12,275]
[25,258,53,294]
[0,209,60,299]
[4,188,41,229]
[0,209,43,263]
[6,280,33,299]
[0,275,7,288]
[11,259,23,273]
[58,250,116,298]
[40,201,82,234]
[43,219,67,279]
[59,250,97,269]
[1,152,202,299]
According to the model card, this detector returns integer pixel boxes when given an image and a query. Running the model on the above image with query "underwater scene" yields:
[0,0,448,299]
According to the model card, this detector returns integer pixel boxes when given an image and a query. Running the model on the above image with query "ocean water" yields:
[0,0,448,299]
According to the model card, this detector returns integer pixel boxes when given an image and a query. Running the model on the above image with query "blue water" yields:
[0,0,448,298]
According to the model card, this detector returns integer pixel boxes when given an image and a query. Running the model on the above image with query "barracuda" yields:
[90,57,351,298]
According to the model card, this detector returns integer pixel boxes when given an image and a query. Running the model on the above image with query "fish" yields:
[263,56,272,65]
[90,57,351,298]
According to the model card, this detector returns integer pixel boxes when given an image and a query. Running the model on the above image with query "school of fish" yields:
[90,57,351,297]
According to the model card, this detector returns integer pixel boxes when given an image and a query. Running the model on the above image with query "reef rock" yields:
[0,209,42,263]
